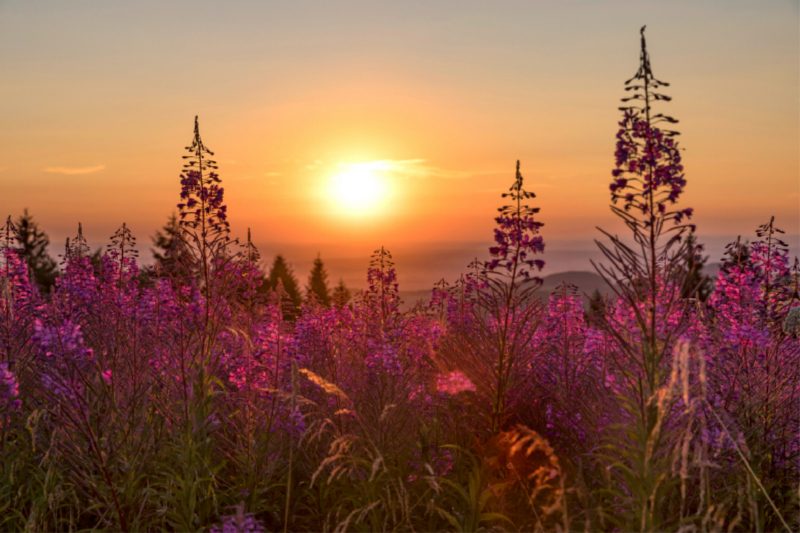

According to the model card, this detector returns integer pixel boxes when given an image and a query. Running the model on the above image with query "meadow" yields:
[0,29,797,532]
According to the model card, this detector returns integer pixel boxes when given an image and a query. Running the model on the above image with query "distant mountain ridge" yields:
[398,264,724,311]
[535,271,611,309]
[398,270,612,311]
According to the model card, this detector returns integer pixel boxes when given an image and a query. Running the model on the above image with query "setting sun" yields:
[329,162,390,215]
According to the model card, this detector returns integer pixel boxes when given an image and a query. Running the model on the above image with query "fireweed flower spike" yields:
[176,116,235,296]
[593,27,700,404]
[485,160,545,282]
[611,26,692,234]
[105,223,139,289]
[0,217,39,373]
[170,117,249,385]
[433,161,546,436]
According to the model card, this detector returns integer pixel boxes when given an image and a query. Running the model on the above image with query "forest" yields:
[0,28,797,532]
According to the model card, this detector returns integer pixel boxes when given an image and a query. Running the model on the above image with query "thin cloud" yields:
[43,165,105,175]
[338,159,503,180]
[302,159,325,171]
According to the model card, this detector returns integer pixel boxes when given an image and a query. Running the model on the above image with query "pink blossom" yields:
[436,371,475,395]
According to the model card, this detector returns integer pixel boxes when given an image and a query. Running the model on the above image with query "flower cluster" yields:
[611,111,693,227]
[178,170,229,235]
[485,161,545,281]
[0,363,20,411]
[609,27,693,231]
[177,117,230,240]
[210,503,265,533]
[436,371,475,395]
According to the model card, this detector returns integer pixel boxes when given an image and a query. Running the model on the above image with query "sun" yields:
[329,163,389,215]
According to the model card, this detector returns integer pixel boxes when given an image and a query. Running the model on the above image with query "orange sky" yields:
[1,1,797,288]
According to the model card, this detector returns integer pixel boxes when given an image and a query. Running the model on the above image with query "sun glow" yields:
[329,162,390,215]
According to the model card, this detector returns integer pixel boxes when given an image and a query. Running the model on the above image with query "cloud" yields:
[43,165,105,175]
[337,159,502,180]
[302,159,325,170]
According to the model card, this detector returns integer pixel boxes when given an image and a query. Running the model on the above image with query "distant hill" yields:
[705,262,721,284]
[537,271,612,308]
[398,270,612,311]
[538,263,725,305]
[398,263,724,312]
[398,290,434,311]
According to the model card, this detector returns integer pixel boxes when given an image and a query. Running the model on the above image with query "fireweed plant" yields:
[435,160,546,436]
[0,29,796,533]
[586,25,704,531]
[587,27,798,532]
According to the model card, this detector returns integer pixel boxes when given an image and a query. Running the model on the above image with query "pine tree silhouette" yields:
[15,209,58,292]
[586,288,606,324]
[305,254,331,306]
[332,278,352,307]
[680,232,713,301]
[151,213,180,263]
[150,212,190,276]
[264,255,302,311]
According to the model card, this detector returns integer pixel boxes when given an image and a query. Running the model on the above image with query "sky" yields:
[1,1,798,289]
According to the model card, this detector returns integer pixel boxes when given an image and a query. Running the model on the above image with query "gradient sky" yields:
[1,1,798,287]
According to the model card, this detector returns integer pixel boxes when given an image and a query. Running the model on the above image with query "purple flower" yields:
[210,503,265,533]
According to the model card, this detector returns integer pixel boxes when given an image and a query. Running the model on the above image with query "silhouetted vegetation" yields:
[263,254,302,314]
[14,209,57,292]
[305,254,332,306]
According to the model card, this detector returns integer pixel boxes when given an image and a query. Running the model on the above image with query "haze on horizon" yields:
[1,1,798,290]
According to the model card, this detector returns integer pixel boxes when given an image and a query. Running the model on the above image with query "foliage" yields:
[15,209,58,292]
[305,254,332,307]
[680,232,713,302]
[263,255,303,316]
[151,212,181,264]
[332,279,352,308]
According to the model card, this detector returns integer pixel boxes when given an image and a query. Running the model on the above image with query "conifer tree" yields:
[305,254,331,306]
[149,212,191,278]
[151,212,180,264]
[680,232,713,301]
[332,279,352,307]
[15,209,57,292]
[586,288,606,323]
[89,248,105,277]
[264,255,302,311]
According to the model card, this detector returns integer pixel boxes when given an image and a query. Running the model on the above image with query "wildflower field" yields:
[1,29,798,532]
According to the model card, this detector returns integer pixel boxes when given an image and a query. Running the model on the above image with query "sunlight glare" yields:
[329,163,389,215]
